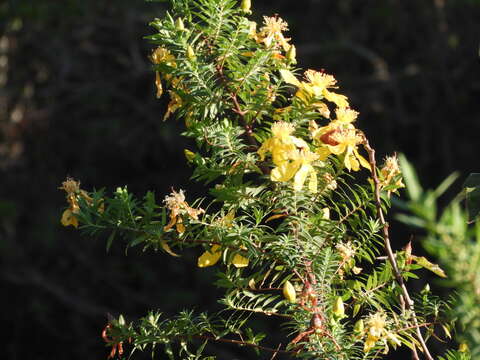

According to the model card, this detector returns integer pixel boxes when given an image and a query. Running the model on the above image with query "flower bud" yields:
[175,17,185,31]
[283,280,296,303]
[286,44,297,64]
[240,0,252,14]
[186,45,196,61]
[354,319,364,334]
[184,149,195,163]
[459,343,469,353]
[333,296,345,318]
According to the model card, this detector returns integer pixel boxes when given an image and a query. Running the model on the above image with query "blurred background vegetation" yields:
[1,0,479,359]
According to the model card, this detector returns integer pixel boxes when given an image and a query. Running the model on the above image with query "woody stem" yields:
[363,138,433,360]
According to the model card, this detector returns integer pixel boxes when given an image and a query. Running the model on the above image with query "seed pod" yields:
[240,0,252,14]
[186,45,196,61]
[175,18,185,31]
[354,319,364,334]
[333,296,345,318]
[282,280,296,303]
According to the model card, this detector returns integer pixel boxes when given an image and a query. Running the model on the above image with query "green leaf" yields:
[411,255,447,278]
[398,153,423,201]
[106,230,116,252]
[464,173,480,221]
[434,171,459,198]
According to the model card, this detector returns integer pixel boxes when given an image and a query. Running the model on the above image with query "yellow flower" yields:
[310,109,370,172]
[258,122,307,166]
[150,47,176,99]
[258,16,291,51]
[151,47,176,65]
[59,178,93,228]
[164,189,204,234]
[367,312,387,338]
[259,122,320,192]
[279,69,349,109]
[379,154,405,196]
[363,312,400,354]
[288,148,319,193]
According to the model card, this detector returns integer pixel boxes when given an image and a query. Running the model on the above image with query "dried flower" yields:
[164,189,204,234]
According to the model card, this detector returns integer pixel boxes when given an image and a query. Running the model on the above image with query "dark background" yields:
[1,0,479,359]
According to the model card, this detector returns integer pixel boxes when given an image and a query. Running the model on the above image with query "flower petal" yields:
[293,164,310,191]
[161,240,180,257]
[271,160,300,182]
[61,209,78,228]
[279,69,301,87]
[354,149,371,170]
[231,254,249,268]
[324,91,349,108]
[198,245,222,268]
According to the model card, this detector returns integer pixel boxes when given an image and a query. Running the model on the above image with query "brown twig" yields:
[269,343,282,360]
[193,335,294,354]
[363,138,433,360]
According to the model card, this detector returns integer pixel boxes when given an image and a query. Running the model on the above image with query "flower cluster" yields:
[257,111,370,192]
[278,69,370,172]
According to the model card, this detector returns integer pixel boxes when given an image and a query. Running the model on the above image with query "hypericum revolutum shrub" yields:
[59,1,468,359]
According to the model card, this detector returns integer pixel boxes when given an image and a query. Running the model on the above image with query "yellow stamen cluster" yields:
[164,189,204,234]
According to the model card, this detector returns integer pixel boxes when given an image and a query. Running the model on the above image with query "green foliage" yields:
[59,1,460,359]
[396,155,477,358]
